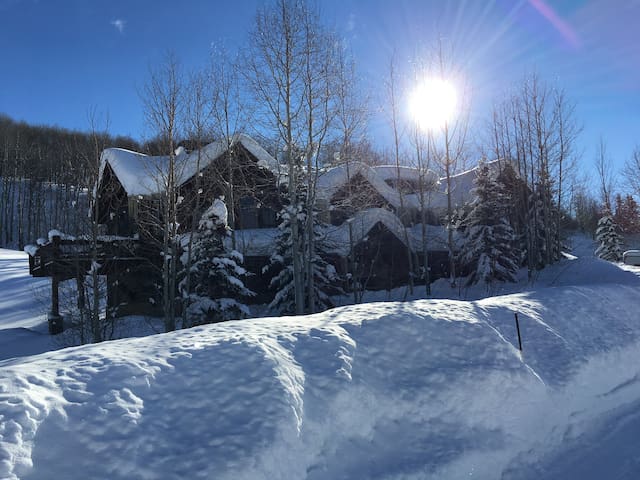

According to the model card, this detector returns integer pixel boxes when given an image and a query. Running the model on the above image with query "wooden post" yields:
[76,275,86,311]
[48,235,64,335]
[48,275,64,334]
[51,276,60,317]
[514,312,523,351]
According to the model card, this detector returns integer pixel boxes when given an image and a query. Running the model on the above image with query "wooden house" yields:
[96,134,283,238]
[27,133,500,325]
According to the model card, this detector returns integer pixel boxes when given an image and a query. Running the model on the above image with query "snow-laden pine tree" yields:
[308,208,344,309]
[595,213,623,262]
[179,198,253,326]
[459,162,519,287]
[264,194,342,315]
[263,204,299,315]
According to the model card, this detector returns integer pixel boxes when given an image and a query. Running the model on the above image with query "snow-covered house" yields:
[96,134,283,237]
[95,134,285,306]
[314,161,498,289]
[95,137,506,295]
[28,134,504,323]
[25,130,516,326]
[315,162,433,289]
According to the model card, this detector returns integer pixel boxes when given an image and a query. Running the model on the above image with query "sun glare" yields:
[409,78,457,131]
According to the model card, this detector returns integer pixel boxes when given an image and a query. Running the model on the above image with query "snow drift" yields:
[2,281,640,479]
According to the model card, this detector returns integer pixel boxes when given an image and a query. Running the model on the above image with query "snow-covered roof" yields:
[99,133,280,196]
[316,162,439,210]
[99,148,161,196]
[324,208,414,256]
[211,214,456,258]
[316,159,510,214]
[324,210,459,256]
[228,228,280,257]
[370,164,433,183]
[407,224,461,252]
[429,159,507,211]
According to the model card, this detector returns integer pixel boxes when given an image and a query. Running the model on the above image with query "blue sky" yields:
[0,0,638,179]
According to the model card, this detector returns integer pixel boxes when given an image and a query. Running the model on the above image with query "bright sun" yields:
[409,78,457,131]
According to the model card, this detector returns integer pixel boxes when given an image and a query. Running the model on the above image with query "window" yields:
[258,207,277,228]
[238,196,258,229]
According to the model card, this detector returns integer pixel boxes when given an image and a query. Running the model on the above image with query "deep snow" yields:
[1,239,640,479]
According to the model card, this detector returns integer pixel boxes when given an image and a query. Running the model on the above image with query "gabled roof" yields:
[99,147,160,196]
[316,162,439,210]
[428,158,507,211]
[325,208,414,255]
[99,133,280,196]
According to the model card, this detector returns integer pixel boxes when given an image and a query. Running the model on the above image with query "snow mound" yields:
[2,283,640,479]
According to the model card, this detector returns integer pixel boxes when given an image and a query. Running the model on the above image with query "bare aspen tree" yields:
[245,0,306,314]
[428,43,470,288]
[409,124,435,295]
[180,69,212,328]
[490,74,579,274]
[333,45,369,303]
[84,109,110,343]
[553,89,580,255]
[385,55,415,296]
[300,5,338,313]
[623,146,640,199]
[246,0,338,314]
[595,137,616,212]
[408,57,443,296]
[140,52,184,332]
[209,45,250,244]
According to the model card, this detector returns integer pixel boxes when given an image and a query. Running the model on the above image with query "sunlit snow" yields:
[1,239,640,479]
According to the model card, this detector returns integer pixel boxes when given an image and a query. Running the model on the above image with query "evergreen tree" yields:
[179,198,253,326]
[526,181,561,269]
[263,204,300,315]
[459,162,519,286]
[595,213,624,262]
[496,162,528,266]
[264,192,342,315]
[308,207,344,309]
[614,194,640,234]
[625,195,640,233]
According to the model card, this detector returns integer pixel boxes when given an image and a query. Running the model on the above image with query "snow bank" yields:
[2,282,640,479]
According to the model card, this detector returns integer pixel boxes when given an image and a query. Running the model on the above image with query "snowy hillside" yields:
[1,245,640,478]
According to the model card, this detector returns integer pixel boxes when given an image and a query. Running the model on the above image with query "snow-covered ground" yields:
[0,250,56,360]
[2,238,640,479]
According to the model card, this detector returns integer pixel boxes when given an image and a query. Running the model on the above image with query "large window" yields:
[258,206,277,228]
[237,196,278,230]
[238,196,258,229]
